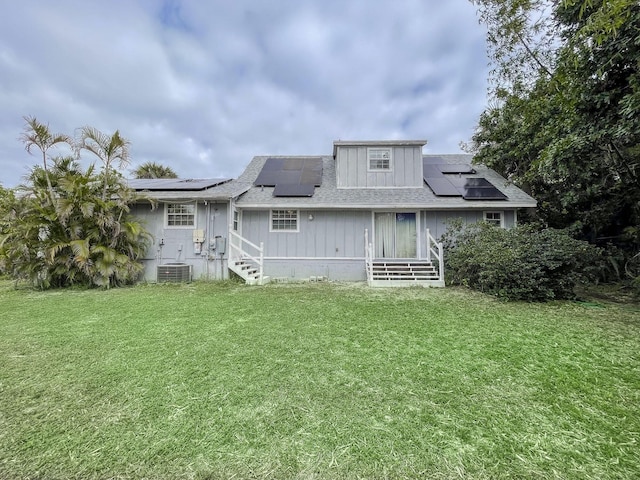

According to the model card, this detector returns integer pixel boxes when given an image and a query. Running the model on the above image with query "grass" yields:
[0,279,639,479]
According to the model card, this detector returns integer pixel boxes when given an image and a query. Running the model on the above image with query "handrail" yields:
[229,228,264,284]
[230,229,262,253]
[425,228,444,281]
[363,227,445,286]
[364,229,373,285]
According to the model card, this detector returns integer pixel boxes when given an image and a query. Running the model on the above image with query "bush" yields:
[0,159,152,289]
[442,222,601,301]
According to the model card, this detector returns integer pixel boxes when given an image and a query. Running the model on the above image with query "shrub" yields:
[442,222,601,301]
[0,159,152,289]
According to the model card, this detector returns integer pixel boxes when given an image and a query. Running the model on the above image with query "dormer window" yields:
[368,148,392,171]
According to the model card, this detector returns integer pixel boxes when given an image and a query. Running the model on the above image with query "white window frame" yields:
[367,147,393,171]
[270,209,299,232]
[232,209,239,231]
[484,211,505,228]
[165,203,196,228]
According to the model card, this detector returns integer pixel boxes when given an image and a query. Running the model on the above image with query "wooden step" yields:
[368,260,441,284]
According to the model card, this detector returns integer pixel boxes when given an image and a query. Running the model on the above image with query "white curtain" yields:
[395,213,417,258]
[375,213,395,258]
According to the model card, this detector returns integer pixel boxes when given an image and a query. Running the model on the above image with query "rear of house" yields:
[227,140,536,286]
[129,140,535,286]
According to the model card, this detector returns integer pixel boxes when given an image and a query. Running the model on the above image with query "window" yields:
[368,148,392,170]
[484,211,504,227]
[166,203,195,227]
[271,209,298,232]
[232,210,239,231]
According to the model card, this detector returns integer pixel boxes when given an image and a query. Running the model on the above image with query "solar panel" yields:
[127,178,231,191]
[254,157,323,195]
[255,158,284,185]
[273,183,315,197]
[274,170,303,184]
[304,157,322,168]
[424,177,462,196]
[449,177,493,188]
[463,187,508,200]
[263,158,284,170]
[253,171,279,186]
[423,164,444,178]
[283,158,304,170]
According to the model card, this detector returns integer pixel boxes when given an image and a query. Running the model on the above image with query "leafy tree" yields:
[0,184,15,275]
[469,0,640,249]
[470,0,557,95]
[1,122,153,289]
[19,115,73,204]
[132,161,178,179]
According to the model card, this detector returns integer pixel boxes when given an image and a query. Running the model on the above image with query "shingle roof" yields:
[234,154,537,209]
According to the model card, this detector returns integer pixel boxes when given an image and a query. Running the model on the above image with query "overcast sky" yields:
[0,0,488,187]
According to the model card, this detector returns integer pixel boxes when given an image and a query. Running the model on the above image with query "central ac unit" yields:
[157,263,192,283]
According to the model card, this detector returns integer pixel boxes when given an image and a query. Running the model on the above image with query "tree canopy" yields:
[132,161,178,179]
[0,120,152,289]
[19,115,73,205]
[469,0,640,251]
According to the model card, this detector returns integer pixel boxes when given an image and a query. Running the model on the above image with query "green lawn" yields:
[0,280,639,479]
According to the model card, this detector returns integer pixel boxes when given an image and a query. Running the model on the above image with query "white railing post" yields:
[438,241,444,281]
[364,229,374,284]
[229,223,236,261]
[364,228,369,253]
[425,228,445,284]
[368,243,373,283]
[259,242,264,285]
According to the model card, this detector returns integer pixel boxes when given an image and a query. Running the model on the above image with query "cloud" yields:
[0,0,488,187]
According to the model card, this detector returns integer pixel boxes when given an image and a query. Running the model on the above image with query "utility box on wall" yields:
[215,236,227,255]
[193,229,205,255]
[192,229,205,243]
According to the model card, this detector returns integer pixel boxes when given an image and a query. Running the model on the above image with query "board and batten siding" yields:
[130,201,230,281]
[335,145,423,188]
[241,210,371,258]
[421,209,517,256]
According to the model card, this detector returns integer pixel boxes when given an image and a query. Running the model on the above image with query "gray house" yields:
[130,140,536,286]
[128,178,247,283]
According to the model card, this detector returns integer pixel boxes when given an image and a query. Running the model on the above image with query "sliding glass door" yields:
[374,212,417,258]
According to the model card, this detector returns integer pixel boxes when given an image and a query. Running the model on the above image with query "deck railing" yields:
[365,228,444,282]
[425,228,444,281]
[229,229,264,284]
[364,228,374,285]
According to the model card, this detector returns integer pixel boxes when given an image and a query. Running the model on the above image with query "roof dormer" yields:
[333,140,426,189]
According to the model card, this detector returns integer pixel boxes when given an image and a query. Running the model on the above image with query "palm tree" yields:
[132,161,178,179]
[19,116,73,204]
[3,156,152,289]
[78,126,130,201]
[4,120,153,289]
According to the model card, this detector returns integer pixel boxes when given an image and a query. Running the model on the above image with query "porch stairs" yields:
[228,230,270,285]
[364,228,445,288]
[367,260,445,287]
[229,259,270,286]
